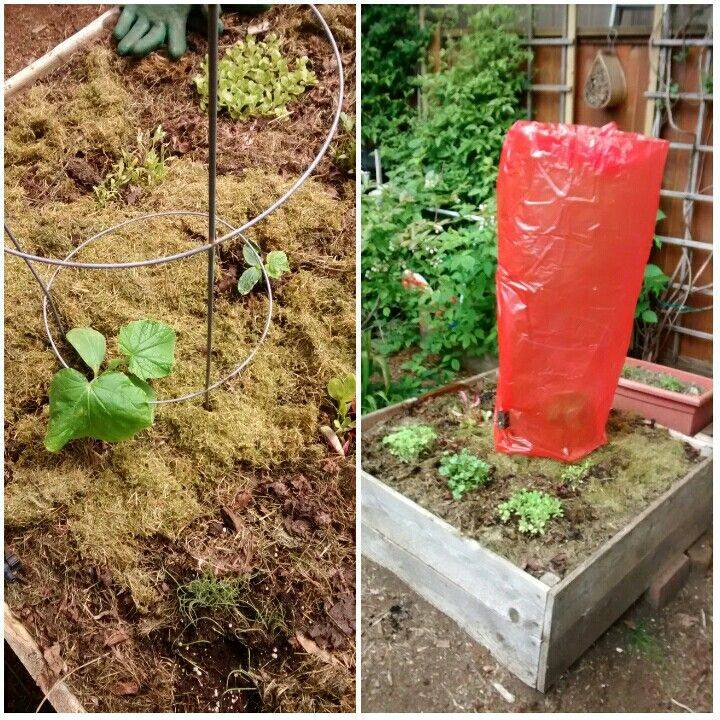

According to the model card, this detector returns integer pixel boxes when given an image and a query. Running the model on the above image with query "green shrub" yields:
[439,449,491,500]
[382,424,436,462]
[195,33,316,121]
[498,490,563,536]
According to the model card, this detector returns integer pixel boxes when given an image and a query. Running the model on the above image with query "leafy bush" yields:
[237,241,290,295]
[362,7,528,401]
[498,490,563,536]
[361,5,430,150]
[559,458,594,488]
[382,424,436,462]
[439,449,491,500]
[195,33,316,121]
[93,125,168,206]
[44,319,176,452]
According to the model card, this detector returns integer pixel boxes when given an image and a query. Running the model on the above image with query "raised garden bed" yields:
[614,357,713,436]
[361,369,712,691]
[4,5,355,713]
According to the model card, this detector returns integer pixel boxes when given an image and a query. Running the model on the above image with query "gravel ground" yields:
[361,548,712,713]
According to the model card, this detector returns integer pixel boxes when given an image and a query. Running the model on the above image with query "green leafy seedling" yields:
[194,33,317,121]
[439,449,491,500]
[44,319,175,452]
[328,373,356,435]
[560,458,594,489]
[382,424,436,463]
[498,489,563,536]
[237,242,290,295]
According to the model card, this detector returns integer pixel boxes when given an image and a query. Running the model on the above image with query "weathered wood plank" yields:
[4,602,86,712]
[363,472,548,626]
[362,523,542,687]
[540,458,712,690]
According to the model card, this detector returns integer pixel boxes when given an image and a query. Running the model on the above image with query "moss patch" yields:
[362,381,701,576]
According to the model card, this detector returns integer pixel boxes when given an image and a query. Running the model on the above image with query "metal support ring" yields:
[41,212,273,404]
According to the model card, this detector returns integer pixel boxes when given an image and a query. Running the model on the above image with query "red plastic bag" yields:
[493,121,669,462]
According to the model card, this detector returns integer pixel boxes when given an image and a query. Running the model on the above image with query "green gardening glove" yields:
[113,5,223,60]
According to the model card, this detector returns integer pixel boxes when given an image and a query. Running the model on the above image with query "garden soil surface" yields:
[362,377,702,578]
[5,4,355,713]
[362,553,712,712]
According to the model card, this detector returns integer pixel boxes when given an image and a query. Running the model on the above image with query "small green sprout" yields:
[328,373,356,435]
[237,242,290,295]
[439,449,491,500]
[498,490,563,536]
[560,458,594,488]
[178,572,242,622]
[382,424,436,463]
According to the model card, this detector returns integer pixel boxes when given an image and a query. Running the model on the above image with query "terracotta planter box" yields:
[614,357,713,436]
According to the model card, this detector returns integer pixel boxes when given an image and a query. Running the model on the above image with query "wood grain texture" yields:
[362,472,548,688]
[539,457,712,690]
[362,522,544,687]
[4,602,86,712]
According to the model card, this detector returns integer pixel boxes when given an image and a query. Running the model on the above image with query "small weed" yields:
[498,489,563,536]
[560,458,594,489]
[178,572,243,622]
[627,620,663,661]
[382,424,436,462]
[93,125,168,206]
[439,449,491,500]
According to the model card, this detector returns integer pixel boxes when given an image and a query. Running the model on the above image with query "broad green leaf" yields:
[237,266,262,295]
[644,264,665,279]
[266,250,290,279]
[243,242,261,267]
[66,327,106,376]
[107,358,123,371]
[44,369,153,452]
[118,319,176,381]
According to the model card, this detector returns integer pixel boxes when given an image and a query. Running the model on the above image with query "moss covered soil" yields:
[5,4,355,713]
[362,377,703,578]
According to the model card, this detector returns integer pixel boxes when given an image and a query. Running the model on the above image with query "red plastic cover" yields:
[493,121,669,462]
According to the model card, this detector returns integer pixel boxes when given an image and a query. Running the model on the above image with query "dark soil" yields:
[4,4,111,78]
[362,378,702,578]
[362,554,712,712]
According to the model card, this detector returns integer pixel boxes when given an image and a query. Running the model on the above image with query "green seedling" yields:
[382,424,436,462]
[195,33,316,121]
[178,571,242,622]
[93,126,168,207]
[439,449,491,500]
[44,319,176,452]
[498,489,563,536]
[237,242,290,295]
[328,373,356,435]
[560,458,594,489]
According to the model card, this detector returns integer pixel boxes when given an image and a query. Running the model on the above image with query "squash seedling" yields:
[44,319,176,452]
[237,242,290,295]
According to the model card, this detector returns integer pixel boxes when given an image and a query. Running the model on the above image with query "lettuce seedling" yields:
[328,373,356,435]
[498,490,563,536]
[382,424,436,463]
[44,319,176,452]
[237,242,290,295]
[439,449,491,500]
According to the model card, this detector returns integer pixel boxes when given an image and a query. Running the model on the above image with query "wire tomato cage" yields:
[4,3,344,408]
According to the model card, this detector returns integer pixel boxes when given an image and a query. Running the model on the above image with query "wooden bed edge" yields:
[4,7,120,100]
[4,602,86,712]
